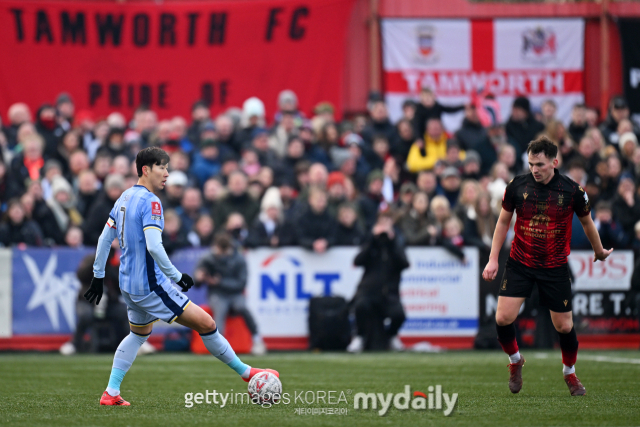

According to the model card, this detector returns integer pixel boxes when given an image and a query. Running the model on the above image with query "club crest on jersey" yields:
[523,192,528,200]
[536,202,548,212]
[557,194,564,206]
[530,214,550,228]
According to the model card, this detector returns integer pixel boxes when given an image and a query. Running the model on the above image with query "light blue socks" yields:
[200,328,250,377]
[106,332,149,396]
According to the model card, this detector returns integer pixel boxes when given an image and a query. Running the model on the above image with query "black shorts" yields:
[499,257,573,313]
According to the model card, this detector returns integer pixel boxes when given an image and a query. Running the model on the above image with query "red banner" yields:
[0,0,355,121]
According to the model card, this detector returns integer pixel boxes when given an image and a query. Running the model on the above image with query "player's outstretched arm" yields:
[482,208,514,282]
[578,214,614,262]
[144,227,194,292]
[86,223,117,304]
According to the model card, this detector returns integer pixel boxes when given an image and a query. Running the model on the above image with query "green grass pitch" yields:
[1,350,639,426]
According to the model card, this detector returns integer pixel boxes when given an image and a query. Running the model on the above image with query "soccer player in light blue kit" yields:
[85,147,278,406]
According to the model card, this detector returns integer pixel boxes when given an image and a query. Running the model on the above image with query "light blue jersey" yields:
[107,185,171,295]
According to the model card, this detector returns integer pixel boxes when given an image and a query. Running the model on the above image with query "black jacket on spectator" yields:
[506,116,545,164]
[353,232,409,298]
[33,199,65,245]
[35,124,63,161]
[357,193,383,230]
[568,122,588,145]
[196,248,247,295]
[413,102,464,140]
[293,205,337,250]
[245,217,287,248]
[455,119,497,175]
[0,219,43,247]
[163,229,190,255]
[212,193,260,230]
[82,192,118,246]
[8,153,33,198]
[613,194,640,238]
[361,119,397,146]
[335,223,366,246]
[76,191,99,219]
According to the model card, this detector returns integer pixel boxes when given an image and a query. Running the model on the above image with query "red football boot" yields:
[243,368,280,383]
[508,356,525,394]
[100,391,130,406]
[564,373,586,396]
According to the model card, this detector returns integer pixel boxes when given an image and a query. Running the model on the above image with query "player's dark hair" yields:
[136,147,170,177]
[527,136,558,160]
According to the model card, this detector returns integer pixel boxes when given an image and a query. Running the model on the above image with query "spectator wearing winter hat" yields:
[436,167,462,208]
[41,159,64,201]
[46,176,83,236]
[619,132,638,171]
[406,117,450,173]
[392,182,418,219]
[162,170,188,210]
[600,96,640,146]
[326,171,348,218]
[246,187,287,248]
[238,97,266,146]
[274,89,304,125]
[250,128,279,169]
[35,103,64,160]
[505,96,545,167]
[55,92,75,131]
[5,102,32,149]
[462,150,482,181]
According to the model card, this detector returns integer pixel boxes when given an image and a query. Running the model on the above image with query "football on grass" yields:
[248,371,282,403]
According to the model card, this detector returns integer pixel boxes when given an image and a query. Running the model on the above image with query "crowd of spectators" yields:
[1,88,640,257]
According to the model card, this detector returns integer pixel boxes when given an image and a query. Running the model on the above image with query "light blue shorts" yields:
[121,283,191,327]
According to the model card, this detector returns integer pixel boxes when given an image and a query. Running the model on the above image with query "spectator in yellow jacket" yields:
[406,118,451,173]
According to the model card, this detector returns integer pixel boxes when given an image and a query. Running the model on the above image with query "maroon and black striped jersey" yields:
[502,169,591,268]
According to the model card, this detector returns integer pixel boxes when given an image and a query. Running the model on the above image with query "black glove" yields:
[84,277,104,305]
[177,273,195,293]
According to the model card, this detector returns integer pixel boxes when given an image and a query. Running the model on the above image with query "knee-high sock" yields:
[496,322,519,356]
[106,332,149,396]
[558,326,579,368]
[200,328,250,377]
